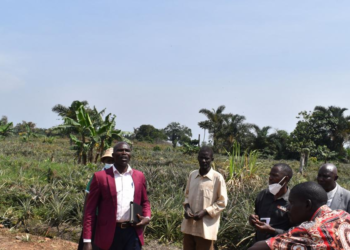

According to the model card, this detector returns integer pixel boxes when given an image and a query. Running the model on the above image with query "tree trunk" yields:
[299,152,305,173]
[94,153,100,163]
[198,134,200,147]
[82,135,87,165]
[305,151,309,169]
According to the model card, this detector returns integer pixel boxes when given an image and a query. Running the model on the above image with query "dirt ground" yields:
[0,226,180,250]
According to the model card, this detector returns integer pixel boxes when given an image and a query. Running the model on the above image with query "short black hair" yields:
[273,163,293,179]
[113,142,131,152]
[199,146,214,157]
[291,182,327,208]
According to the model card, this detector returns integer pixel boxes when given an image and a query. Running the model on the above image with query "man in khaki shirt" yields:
[181,146,228,250]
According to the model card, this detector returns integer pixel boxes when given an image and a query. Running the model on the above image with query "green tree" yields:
[52,100,90,120]
[57,105,124,164]
[268,130,291,159]
[0,119,14,138]
[288,111,321,173]
[14,121,36,134]
[219,114,254,152]
[198,105,229,152]
[134,125,166,143]
[163,122,192,148]
[52,100,92,140]
[313,106,350,156]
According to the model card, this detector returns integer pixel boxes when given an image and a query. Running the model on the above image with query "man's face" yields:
[198,151,213,172]
[317,167,337,192]
[269,166,287,185]
[287,192,308,225]
[112,143,131,166]
[103,157,114,164]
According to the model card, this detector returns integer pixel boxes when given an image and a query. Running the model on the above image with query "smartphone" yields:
[260,217,271,225]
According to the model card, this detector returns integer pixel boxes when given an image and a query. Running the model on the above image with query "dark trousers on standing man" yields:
[108,224,141,250]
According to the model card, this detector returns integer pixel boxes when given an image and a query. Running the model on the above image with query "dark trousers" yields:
[108,226,141,250]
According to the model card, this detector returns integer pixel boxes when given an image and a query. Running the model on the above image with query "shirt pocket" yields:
[203,188,213,207]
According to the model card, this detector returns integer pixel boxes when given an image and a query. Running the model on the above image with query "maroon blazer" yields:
[83,167,151,250]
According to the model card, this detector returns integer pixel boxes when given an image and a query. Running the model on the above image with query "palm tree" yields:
[313,106,350,154]
[52,100,89,120]
[250,125,273,154]
[52,100,90,142]
[198,105,229,152]
[269,129,290,159]
[219,114,254,152]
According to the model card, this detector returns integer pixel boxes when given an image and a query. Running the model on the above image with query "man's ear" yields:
[305,199,312,209]
[334,175,339,182]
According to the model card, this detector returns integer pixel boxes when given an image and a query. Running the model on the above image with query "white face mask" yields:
[103,163,113,170]
[269,176,287,195]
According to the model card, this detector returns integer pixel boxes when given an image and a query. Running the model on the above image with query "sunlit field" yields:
[1,137,350,249]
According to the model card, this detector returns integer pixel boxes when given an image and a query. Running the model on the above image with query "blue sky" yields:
[1,1,350,140]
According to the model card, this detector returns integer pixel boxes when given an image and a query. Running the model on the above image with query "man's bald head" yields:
[319,163,338,175]
[317,163,338,192]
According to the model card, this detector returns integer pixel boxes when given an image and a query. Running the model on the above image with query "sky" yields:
[1,1,350,141]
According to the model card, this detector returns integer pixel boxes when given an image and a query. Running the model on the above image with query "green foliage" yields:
[289,106,350,161]
[317,145,338,163]
[42,136,56,144]
[0,120,14,138]
[181,143,199,155]
[226,142,260,180]
[153,146,161,151]
[21,124,39,142]
[198,105,229,152]
[134,124,167,143]
[55,105,124,164]
[163,122,192,148]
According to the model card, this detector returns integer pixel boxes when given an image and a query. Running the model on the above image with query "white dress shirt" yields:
[114,165,135,222]
[327,184,338,207]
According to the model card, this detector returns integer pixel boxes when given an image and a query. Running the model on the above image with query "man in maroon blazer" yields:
[83,142,151,250]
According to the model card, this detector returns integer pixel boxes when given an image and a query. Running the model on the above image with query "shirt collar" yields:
[276,187,290,201]
[195,168,214,180]
[113,165,133,175]
[327,183,338,199]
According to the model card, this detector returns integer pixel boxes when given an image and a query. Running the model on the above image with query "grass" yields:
[1,137,350,249]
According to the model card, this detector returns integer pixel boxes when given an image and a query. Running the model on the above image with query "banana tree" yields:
[0,122,14,138]
[57,105,127,164]
[57,105,95,164]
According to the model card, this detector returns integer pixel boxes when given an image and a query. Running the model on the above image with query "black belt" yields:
[116,222,131,229]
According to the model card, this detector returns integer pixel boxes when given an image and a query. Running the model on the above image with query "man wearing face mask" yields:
[248,163,293,242]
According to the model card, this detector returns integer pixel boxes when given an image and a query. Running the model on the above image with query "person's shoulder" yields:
[94,169,108,177]
[132,169,145,177]
[211,169,225,180]
[188,169,199,176]
[256,188,269,199]
[338,184,350,193]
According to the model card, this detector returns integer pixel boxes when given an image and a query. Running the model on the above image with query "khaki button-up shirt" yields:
[181,168,228,240]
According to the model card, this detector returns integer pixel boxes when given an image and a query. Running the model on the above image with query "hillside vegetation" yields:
[1,138,350,249]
